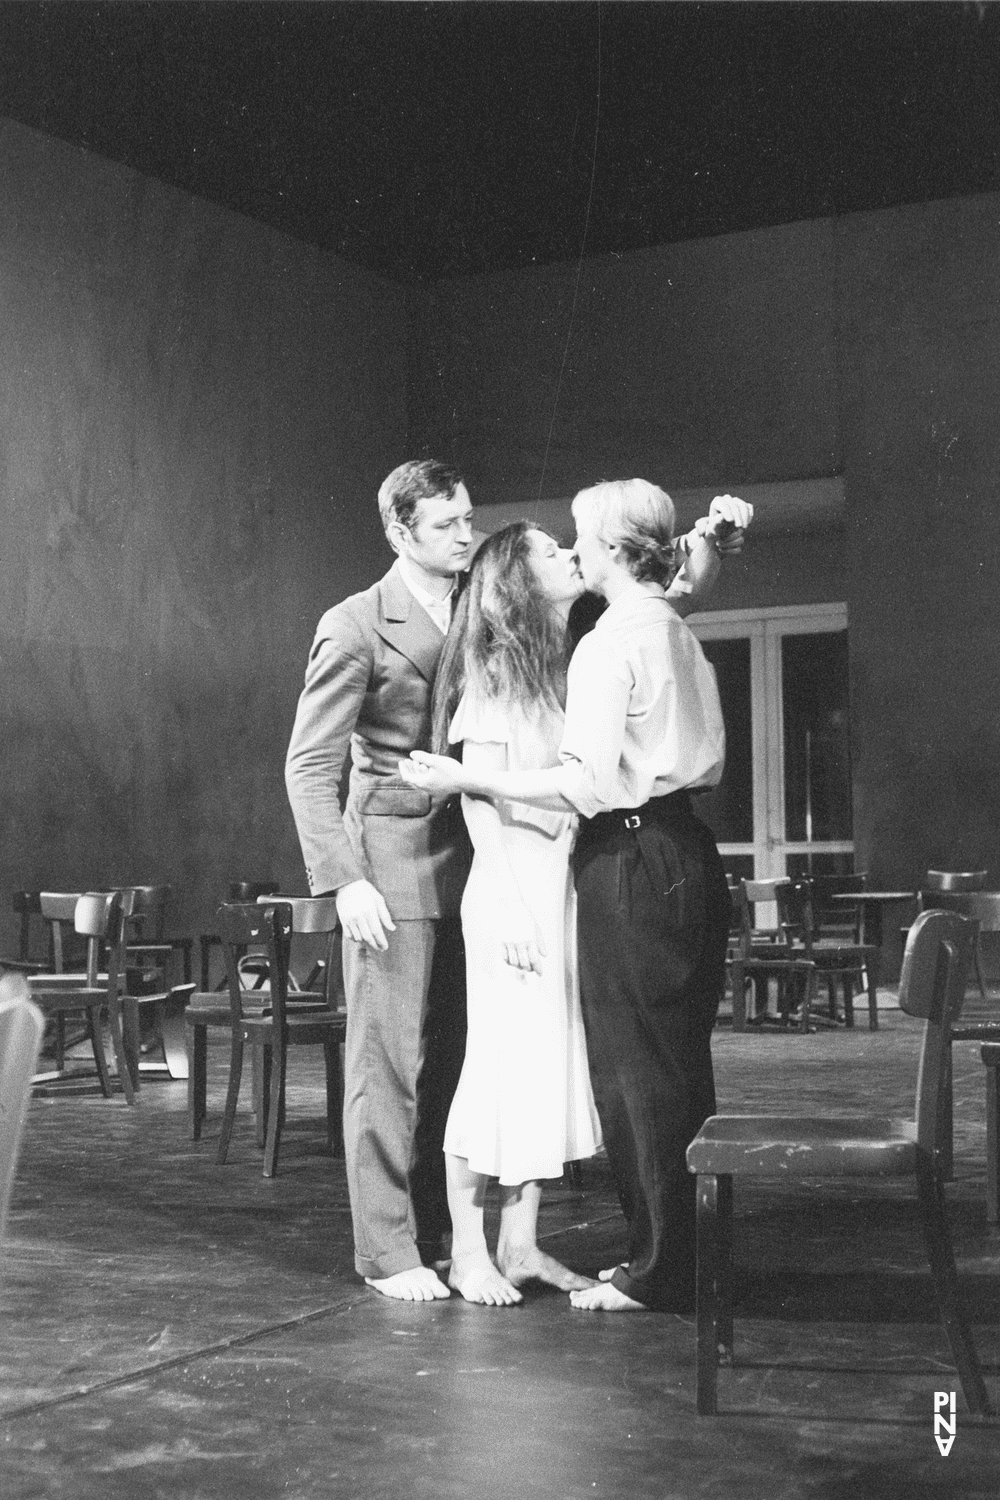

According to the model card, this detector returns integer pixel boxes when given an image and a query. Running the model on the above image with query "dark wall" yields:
[0,121,406,950]
[408,199,1000,887]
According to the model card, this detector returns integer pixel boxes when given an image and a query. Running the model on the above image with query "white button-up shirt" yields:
[396,556,455,635]
[556,581,725,819]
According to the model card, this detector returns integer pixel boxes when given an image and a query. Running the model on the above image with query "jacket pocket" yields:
[356,786,432,818]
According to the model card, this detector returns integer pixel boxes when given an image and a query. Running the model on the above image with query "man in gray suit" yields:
[286,459,474,1301]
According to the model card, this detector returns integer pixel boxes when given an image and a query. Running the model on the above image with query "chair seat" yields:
[241,1010,344,1044]
[687,1114,917,1177]
[29,985,107,1013]
[953,1022,1000,1044]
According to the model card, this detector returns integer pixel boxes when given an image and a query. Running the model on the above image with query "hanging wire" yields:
[536,2,602,504]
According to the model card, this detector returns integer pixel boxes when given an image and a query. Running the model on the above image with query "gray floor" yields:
[1,1004,998,1499]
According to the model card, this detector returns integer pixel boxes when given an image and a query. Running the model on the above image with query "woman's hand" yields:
[398,752,469,797]
[499,900,547,976]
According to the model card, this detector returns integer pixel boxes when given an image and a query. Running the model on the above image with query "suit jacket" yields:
[285,562,471,919]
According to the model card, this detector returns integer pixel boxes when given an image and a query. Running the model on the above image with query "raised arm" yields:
[668,493,754,617]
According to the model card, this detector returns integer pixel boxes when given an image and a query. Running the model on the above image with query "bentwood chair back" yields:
[0,983,44,1246]
[687,909,990,1418]
[215,900,344,1177]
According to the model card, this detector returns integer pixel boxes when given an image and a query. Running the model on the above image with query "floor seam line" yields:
[0,1291,366,1424]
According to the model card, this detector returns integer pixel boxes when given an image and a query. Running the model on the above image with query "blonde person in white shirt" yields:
[402,480,750,1312]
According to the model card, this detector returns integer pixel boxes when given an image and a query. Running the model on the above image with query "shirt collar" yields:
[595,579,667,628]
[395,555,456,615]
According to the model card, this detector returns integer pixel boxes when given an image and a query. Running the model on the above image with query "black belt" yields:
[579,790,694,839]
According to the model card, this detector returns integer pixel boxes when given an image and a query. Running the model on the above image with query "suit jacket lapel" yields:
[375,563,447,683]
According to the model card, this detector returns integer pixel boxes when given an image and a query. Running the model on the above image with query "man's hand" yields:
[500,900,547,976]
[336,879,396,952]
[701,494,754,554]
[399,753,469,797]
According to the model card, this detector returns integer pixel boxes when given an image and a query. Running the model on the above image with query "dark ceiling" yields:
[1,1,999,282]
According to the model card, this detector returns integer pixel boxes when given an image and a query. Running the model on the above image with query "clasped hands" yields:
[700,494,754,552]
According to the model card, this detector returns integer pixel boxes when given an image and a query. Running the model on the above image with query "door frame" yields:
[688,602,851,880]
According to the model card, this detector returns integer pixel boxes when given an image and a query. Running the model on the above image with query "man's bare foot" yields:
[569,1281,647,1311]
[448,1251,523,1306]
[598,1264,627,1282]
[364,1267,450,1301]
[498,1245,596,1292]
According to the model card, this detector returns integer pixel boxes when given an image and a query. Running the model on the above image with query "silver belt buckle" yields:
[625,813,641,830]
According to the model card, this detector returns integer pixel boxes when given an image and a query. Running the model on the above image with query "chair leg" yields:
[323,1036,344,1156]
[798,969,816,1035]
[86,1004,112,1098]
[866,955,880,1031]
[187,1024,207,1140]
[974,940,988,1002]
[941,1045,955,1182]
[106,993,135,1106]
[842,975,854,1027]
[121,997,141,1094]
[262,1034,285,1179]
[986,1057,999,1226]
[56,1014,66,1070]
[695,1173,730,1415]
[216,1025,246,1165]
[916,1163,991,1416]
[731,961,746,1033]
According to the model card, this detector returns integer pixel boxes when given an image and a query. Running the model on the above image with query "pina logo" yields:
[934,1391,956,1455]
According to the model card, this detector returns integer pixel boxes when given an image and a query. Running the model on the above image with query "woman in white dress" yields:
[430,521,602,1305]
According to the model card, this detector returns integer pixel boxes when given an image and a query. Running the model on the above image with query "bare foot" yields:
[448,1251,523,1306]
[498,1245,597,1292]
[570,1281,647,1312]
[598,1264,627,1282]
[364,1267,450,1301]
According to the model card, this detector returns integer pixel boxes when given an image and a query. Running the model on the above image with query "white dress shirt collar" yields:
[395,556,456,635]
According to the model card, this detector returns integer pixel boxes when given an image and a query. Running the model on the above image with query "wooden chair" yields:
[729,881,817,1033]
[777,878,880,1030]
[209,899,345,1175]
[28,892,131,1100]
[0,982,44,1246]
[687,909,990,1418]
[198,881,279,990]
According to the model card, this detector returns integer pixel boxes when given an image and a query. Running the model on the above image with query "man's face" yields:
[395,485,474,579]
[571,497,612,594]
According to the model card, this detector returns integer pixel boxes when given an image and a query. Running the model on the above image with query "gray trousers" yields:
[342,915,467,1279]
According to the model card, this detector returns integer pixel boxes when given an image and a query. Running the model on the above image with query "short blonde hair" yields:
[573,479,676,584]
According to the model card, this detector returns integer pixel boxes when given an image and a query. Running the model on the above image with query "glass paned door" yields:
[690,605,852,882]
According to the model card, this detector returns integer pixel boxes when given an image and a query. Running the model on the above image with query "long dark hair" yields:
[431,521,570,754]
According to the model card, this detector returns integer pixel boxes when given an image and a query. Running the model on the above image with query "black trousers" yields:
[573,792,731,1309]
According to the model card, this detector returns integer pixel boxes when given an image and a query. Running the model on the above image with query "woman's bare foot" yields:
[569,1281,647,1311]
[598,1264,627,1282]
[364,1267,450,1301]
[448,1251,523,1306]
[498,1245,597,1292]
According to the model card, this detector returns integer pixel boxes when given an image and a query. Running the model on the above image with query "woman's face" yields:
[526,529,584,605]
